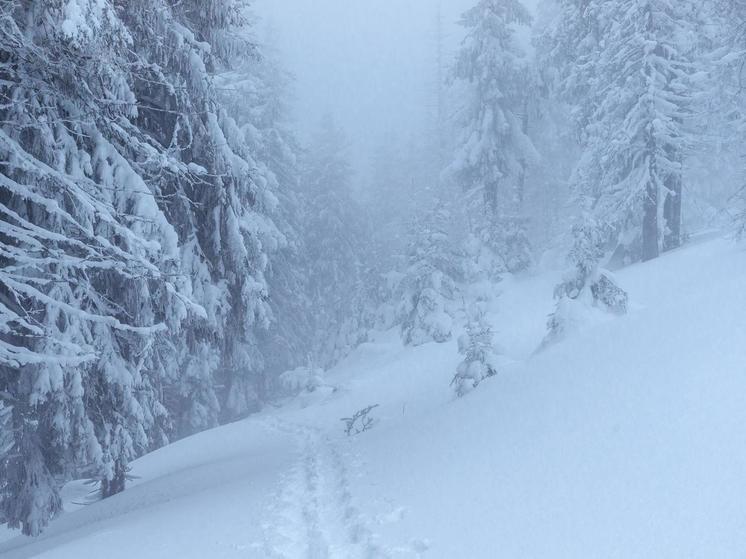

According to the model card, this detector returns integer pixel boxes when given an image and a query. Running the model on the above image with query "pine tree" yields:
[365,135,419,268]
[302,114,371,367]
[449,0,538,274]
[121,0,281,423]
[709,1,746,236]
[0,0,283,534]
[218,25,317,385]
[452,305,498,397]
[546,0,700,262]
[399,203,464,346]
[116,0,225,438]
[0,0,184,534]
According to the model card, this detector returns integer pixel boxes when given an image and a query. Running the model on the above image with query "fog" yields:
[253,0,474,173]
[253,0,542,181]
[3,0,743,552]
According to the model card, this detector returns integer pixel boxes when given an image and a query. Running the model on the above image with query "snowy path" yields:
[261,419,389,559]
[0,412,391,559]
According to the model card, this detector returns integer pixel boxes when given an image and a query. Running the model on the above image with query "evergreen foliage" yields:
[449,0,538,273]
[542,0,701,262]
[452,305,498,397]
[399,203,463,346]
[544,221,628,347]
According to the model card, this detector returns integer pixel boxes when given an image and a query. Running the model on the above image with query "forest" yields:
[1,0,745,557]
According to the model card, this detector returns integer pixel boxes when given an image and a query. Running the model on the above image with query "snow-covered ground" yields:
[3,237,746,558]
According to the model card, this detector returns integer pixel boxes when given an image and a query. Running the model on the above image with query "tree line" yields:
[3,0,746,538]
[0,0,368,536]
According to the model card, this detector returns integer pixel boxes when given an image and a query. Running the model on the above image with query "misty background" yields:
[254,0,484,174]
[3,0,746,552]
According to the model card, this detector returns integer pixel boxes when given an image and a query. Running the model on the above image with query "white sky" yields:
[252,0,539,173]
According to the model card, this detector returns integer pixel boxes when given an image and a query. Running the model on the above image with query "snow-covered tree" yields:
[364,136,418,268]
[545,0,701,262]
[399,203,464,346]
[0,402,11,522]
[0,0,187,534]
[221,30,322,383]
[543,221,628,347]
[705,1,746,236]
[302,114,371,367]
[119,0,223,436]
[452,305,498,397]
[449,0,538,274]
[122,0,282,424]
[0,0,283,534]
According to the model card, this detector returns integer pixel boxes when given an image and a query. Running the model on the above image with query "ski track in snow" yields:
[261,418,391,559]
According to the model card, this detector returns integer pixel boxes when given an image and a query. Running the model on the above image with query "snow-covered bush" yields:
[278,367,327,397]
[543,222,628,347]
[475,216,534,276]
[341,405,379,436]
[496,217,534,274]
[452,306,498,397]
[590,272,628,315]
[402,276,456,346]
[371,271,407,331]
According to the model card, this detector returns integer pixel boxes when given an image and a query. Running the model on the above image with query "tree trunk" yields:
[642,180,659,261]
[101,460,127,499]
[641,4,661,263]
[484,180,499,217]
[516,98,530,212]
[663,156,682,251]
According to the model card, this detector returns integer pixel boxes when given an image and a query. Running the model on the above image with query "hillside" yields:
[2,237,745,559]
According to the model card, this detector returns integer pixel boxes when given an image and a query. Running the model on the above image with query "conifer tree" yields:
[449,0,538,274]
[710,1,746,235]
[221,30,316,383]
[122,0,281,423]
[0,0,283,533]
[302,115,371,366]
[0,0,183,534]
[452,305,498,397]
[544,0,699,262]
[399,203,463,346]
[543,221,629,347]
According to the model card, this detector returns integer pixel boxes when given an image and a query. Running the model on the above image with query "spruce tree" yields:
[399,203,463,346]
[449,0,538,274]
[0,0,183,534]
[452,305,498,397]
[218,29,316,385]
[544,0,699,262]
[122,0,281,423]
[302,115,370,366]
[0,0,283,533]
[711,1,746,236]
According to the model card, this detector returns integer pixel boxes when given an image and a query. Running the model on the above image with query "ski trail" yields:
[261,418,390,559]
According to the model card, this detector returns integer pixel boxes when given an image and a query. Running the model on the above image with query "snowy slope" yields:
[2,237,746,558]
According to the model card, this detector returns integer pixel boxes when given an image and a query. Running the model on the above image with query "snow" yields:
[3,236,746,558]
[60,0,107,42]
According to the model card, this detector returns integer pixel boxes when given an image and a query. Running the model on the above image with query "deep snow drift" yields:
[2,236,745,558]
